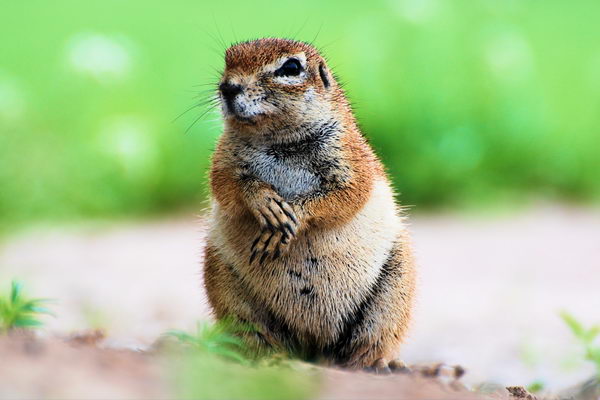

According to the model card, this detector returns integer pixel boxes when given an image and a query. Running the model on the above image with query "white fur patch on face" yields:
[274,74,306,85]
[304,87,316,102]
[233,98,266,118]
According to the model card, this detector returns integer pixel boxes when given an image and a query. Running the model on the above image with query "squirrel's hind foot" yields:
[364,358,411,375]
[365,359,465,381]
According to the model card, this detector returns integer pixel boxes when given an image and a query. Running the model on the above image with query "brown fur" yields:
[202,38,416,369]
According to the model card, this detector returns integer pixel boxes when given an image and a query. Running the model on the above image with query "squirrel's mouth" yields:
[221,100,262,125]
[223,105,263,126]
[221,109,259,126]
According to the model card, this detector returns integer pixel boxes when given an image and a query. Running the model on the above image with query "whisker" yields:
[192,90,219,98]
[185,105,220,135]
[172,95,219,123]
[192,83,219,89]
[310,23,324,47]
[229,16,238,44]
[210,12,228,50]
[173,103,202,123]
[198,37,224,58]
[291,16,310,40]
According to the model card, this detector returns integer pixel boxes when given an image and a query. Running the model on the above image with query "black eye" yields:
[274,58,302,77]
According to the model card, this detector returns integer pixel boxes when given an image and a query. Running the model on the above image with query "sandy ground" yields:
[0,335,168,399]
[0,333,488,400]
[1,206,599,392]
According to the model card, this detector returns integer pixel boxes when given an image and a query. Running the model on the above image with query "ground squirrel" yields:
[202,38,416,371]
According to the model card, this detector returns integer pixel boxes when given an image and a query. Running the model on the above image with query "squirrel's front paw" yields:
[250,229,289,265]
[249,196,299,264]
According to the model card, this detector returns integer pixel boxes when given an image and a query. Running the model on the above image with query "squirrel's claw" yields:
[249,196,299,265]
[250,229,290,265]
[256,197,299,233]
[275,199,298,225]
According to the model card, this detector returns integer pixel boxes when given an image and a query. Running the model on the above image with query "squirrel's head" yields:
[218,38,342,137]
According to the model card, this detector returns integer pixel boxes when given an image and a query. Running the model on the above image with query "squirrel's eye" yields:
[275,58,302,77]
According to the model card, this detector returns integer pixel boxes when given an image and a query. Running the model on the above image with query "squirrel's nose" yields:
[219,82,243,101]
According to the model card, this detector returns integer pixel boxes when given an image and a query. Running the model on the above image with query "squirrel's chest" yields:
[247,152,321,201]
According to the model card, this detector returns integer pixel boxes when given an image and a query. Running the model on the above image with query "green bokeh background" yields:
[1,0,599,229]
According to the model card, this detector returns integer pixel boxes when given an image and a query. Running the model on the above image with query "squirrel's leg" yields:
[203,243,255,320]
[324,232,416,370]
[203,243,289,352]
[211,165,300,263]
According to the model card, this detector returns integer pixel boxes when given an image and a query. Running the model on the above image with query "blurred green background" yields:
[2,0,599,230]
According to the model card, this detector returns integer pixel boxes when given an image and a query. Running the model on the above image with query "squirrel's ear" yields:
[318,62,331,89]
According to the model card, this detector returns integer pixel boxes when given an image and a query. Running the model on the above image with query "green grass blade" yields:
[14,317,44,328]
[1,281,54,332]
[10,281,22,304]
[560,311,585,339]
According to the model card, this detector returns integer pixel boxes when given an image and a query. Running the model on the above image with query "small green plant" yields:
[527,380,545,394]
[166,318,254,364]
[165,319,320,400]
[561,311,600,377]
[0,281,54,333]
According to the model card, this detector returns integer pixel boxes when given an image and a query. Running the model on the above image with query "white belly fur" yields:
[207,179,403,341]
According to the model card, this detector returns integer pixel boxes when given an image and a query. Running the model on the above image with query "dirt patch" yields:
[0,334,167,399]
[319,368,490,400]
[0,333,501,400]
